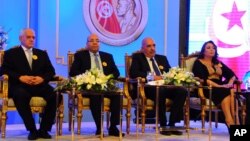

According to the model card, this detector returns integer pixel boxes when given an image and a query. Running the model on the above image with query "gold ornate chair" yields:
[67,50,132,134]
[125,52,175,133]
[181,52,246,132]
[0,50,64,138]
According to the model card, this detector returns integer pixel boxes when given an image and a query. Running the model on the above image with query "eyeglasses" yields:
[88,40,99,43]
[146,44,156,47]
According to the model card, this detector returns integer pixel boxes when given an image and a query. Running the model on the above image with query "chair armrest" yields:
[116,77,132,100]
[194,77,204,84]
[49,75,65,86]
[234,79,242,84]
[52,75,65,81]
[197,87,207,105]
[0,74,8,81]
[0,74,9,99]
[116,77,127,82]
[127,77,147,99]
[234,80,242,92]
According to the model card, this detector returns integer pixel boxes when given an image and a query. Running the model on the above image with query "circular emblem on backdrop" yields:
[210,0,250,58]
[83,0,148,46]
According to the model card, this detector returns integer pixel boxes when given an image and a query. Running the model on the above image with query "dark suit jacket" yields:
[130,52,171,79]
[129,53,171,99]
[1,46,55,90]
[69,50,120,78]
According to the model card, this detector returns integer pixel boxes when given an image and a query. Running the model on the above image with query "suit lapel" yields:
[142,54,151,71]
[31,49,38,71]
[18,47,32,71]
[154,56,162,73]
[99,52,107,73]
[85,51,91,70]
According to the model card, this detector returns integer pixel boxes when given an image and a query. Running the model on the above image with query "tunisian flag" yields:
[211,0,250,88]
[95,0,121,33]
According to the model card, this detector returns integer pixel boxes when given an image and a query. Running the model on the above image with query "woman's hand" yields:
[221,84,233,88]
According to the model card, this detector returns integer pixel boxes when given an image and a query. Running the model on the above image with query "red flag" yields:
[95,0,121,33]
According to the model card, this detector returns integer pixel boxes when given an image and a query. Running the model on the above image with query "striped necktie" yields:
[150,58,161,76]
[94,53,101,69]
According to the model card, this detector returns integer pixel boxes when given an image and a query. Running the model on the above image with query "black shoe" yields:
[28,131,38,140]
[38,130,52,139]
[227,127,230,134]
[160,131,171,136]
[171,130,183,135]
[108,126,125,137]
[224,123,230,134]
[168,122,175,127]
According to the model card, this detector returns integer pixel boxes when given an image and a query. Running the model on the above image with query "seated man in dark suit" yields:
[69,33,124,137]
[129,37,187,136]
[1,28,58,140]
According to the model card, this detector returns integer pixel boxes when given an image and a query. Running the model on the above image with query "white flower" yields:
[0,26,8,50]
[162,67,200,86]
[70,68,116,92]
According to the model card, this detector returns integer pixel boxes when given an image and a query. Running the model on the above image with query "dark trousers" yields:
[10,84,58,131]
[89,94,121,130]
[145,86,187,126]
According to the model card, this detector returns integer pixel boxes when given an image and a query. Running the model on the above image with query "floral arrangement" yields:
[55,68,119,92]
[0,26,8,50]
[162,67,200,86]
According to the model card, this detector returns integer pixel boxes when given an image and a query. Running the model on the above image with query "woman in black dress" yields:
[192,40,238,130]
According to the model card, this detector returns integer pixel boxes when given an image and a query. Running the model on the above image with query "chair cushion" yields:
[81,97,110,106]
[82,97,90,106]
[29,97,47,107]
[190,97,215,106]
[147,99,154,105]
[146,98,173,106]
[185,57,197,72]
[0,97,47,107]
[123,97,128,106]
[129,98,173,107]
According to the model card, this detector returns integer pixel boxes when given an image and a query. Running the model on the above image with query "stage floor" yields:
[3,120,229,141]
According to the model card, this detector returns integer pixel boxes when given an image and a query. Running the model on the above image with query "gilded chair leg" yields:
[59,109,64,135]
[241,105,246,125]
[126,108,131,134]
[1,112,6,138]
[0,112,2,132]
[141,110,146,133]
[77,110,83,135]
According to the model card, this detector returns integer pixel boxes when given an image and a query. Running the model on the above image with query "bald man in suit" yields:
[69,33,124,137]
[129,37,187,136]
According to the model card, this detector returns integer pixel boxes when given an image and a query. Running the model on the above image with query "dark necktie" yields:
[150,58,161,76]
[94,53,101,69]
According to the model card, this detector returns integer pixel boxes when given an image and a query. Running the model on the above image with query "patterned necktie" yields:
[94,53,101,69]
[150,58,161,76]
[26,49,32,68]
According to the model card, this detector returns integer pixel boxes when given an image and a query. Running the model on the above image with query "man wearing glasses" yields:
[69,33,124,137]
[129,37,187,136]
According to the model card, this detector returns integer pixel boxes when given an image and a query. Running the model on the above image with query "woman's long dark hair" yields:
[197,40,219,64]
